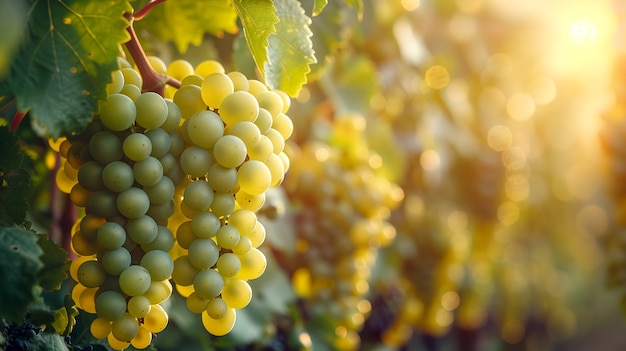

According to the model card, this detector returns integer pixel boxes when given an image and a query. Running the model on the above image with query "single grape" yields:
[145,128,171,158]
[213,135,247,168]
[76,260,106,288]
[206,297,228,319]
[216,225,240,250]
[180,146,213,177]
[188,239,220,269]
[183,180,214,211]
[89,131,123,165]
[256,91,284,118]
[187,110,224,149]
[201,308,236,336]
[119,265,152,296]
[102,161,135,193]
[201,72,234,109]
[221,279,252,309]
[210,192,236,218]
[219,91,259,125]
[95,291,127,321]
[227,71,249,92]
[101,247,132,275]
[171,255,200,286]
[99,94,136,131]
[207,163,238,193]
[97,221,126,249]
[135,92,168,129]
[128,295,151,318]
[90,317,111,340]
[143,304,169,333]
[190,211,221,238]
[237,160,272,195]
[140,250,174,281]
[216,253,241,277]
[126,214,158,245]
[117,187,151,218]
[195,60,225,76]
[111,313,139,342]
[193,268,224,299]
[123,133,152,161]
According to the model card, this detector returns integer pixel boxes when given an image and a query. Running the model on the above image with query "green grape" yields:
[216,225,240,249]
[191,211,221,238]
[78,161,105,191]
[183,180,214,211]
[144,280,172,304]
[90,317,111,339]
[235,247,267,280]
[272,113,294,139]
[145,128,171,158]
[219,91,259,125]
[97,221,126,249]
[80,214,105,240]
[238,160,272,195]
[247,135,274,162]
[201,308,236,336]
[78,287,98,314]
[107,333,130,351]
[206,297,228,319]
[232,236,252,255]
[265,153,285,187]
[274,90,291,113]
[70,255,92,282]
[193,268,224,299]
[213,135,247,168]
[210,192,236,217]
[173,85,207,119]
[247,79,268,96]
[221,279,252,309]
[180,146,213,177]
[119,265,152,296]
[99,94,136,132]
[141,225,175,252]
[120,84,141,102]
[123,133,152,161]
[77,260,106,288]
[147,199,176,222]
[117,187,151,218]
[227,209,257,234]
[161,99,182,132]
[201,72,234,109]
[88,190,119,219]
[143,304,169,333]
[135,92,168,129]
[111,313,139,342]
[227,71,249,92]
[101,247,132,275]
[254,108,273,134]
[264,128,285,154]
[256,91,284,118]
[143,176,175,205]
[70,183,91,208]
[71,231,98,256]
[167,59,194,80]
[216,253,241,277]
[188,238,220,269]
[89,131,123,165]
[102,161,134,193]
[186,292,210,313]
[176,221,197,249]
[227,121,261,148]
[195,60,225,76]
[133,156,163,187]
[278,151,290,173]
[95,290,127,321]
[106,69,125,96]
[235,190,265,212]
[140,250,174,281]
[187,110,224,149]
[246,221,266,248]
[159,153,176,174]
[121,67,142,88]
[126,215,158,245]
[128,295,151,318]
[207,163,238,193]
[181,74,203,87]
[131,326,153,349]
[172,255,200,286]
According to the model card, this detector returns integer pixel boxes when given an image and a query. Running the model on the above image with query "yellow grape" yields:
[143,304,169,333]
[195,59,225,76]
[90,317,111,340]
[221,279,252,309]
[201,308,236,336]
[201,72,234,109]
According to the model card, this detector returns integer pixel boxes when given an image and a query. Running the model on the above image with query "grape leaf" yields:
[0,0,131,139]
[134,0,238,54]
[0,227,44,323]
[30,330,68,351]
[36,234,69,291]
[0,1,27,79]
[307,1,345,78]
[265,0,316,96]
[313,0,328,15]
[0,126,31,227]
[232,0,279,77]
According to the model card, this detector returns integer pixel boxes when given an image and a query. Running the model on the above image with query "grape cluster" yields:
[283,114,403,351]
[1,317,42,351]
[51,57,293,349]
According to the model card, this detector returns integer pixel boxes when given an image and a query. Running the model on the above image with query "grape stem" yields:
[133,0,167,20]
[9,111,27,132]
[123,13,181,96]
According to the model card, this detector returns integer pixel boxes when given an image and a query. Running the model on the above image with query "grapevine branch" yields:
[123,6,180,96]
[10,111,27,132]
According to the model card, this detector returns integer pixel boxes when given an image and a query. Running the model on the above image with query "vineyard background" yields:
[2,0,626,350]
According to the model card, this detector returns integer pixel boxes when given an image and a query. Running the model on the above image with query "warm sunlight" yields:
[570,18,598,44]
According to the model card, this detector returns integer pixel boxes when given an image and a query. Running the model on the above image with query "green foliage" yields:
[0,227,43,323]
[265,0,316,96]
[0,0,132,139]
[0,1,27,79]
[36,234,69,291]
[30,330,69,351]
[232,0,279,78]
[135,0,238,53]
[0,126,30,227]
[313,0,328,15]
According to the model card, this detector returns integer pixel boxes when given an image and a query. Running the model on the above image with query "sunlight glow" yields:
[570,18,597,44]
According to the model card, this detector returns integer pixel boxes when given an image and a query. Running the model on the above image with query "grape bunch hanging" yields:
[51,57,293,350]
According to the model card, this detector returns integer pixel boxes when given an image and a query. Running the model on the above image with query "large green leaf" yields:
[30,330,68,351]
[0,227,44,323]
[0,1,28,79]
[36,234,69,291]
[265,0,316,96]
[0,0,131,139]
[134,0,238,54]
[0,126,30,227]
[232,0,279,77]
